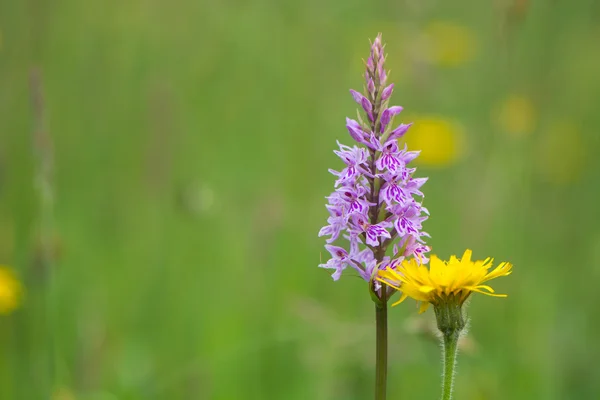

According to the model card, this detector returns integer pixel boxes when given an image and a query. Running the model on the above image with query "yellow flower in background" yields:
[494,94,537,138]
[536,120,585,184]
[422,21,477,67]
[377,250,512,314]
[402,116,464,167]
[0,266,22,315]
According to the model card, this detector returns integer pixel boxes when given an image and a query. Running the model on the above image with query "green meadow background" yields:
[2,0,600,399]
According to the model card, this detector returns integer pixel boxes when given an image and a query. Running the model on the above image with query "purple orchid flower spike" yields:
[317,34,433,400]
[318,34,429,295]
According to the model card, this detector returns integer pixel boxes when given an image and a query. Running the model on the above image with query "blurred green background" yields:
[2,0,600,399]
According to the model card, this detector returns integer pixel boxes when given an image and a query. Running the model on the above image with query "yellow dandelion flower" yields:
[402,116,465,167]
[381,250,512,400]
[422,21,477,67]
[377,249,512,314]
[493,94,537,138]
[0,266,23,315]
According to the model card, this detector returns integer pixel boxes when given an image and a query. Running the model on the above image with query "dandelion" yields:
[319,34,429,400]
[378,250,512,400]
[378,249,512,312]
[0,266,23,315]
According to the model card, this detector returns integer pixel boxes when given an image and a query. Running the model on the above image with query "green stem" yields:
[375,291,388,400]
[441,331,459,400]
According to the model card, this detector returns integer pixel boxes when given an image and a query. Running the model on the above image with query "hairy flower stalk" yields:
[319,34,430,400]
[377,250,512,400]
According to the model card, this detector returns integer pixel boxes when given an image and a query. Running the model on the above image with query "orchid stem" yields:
[375,290,388,400]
